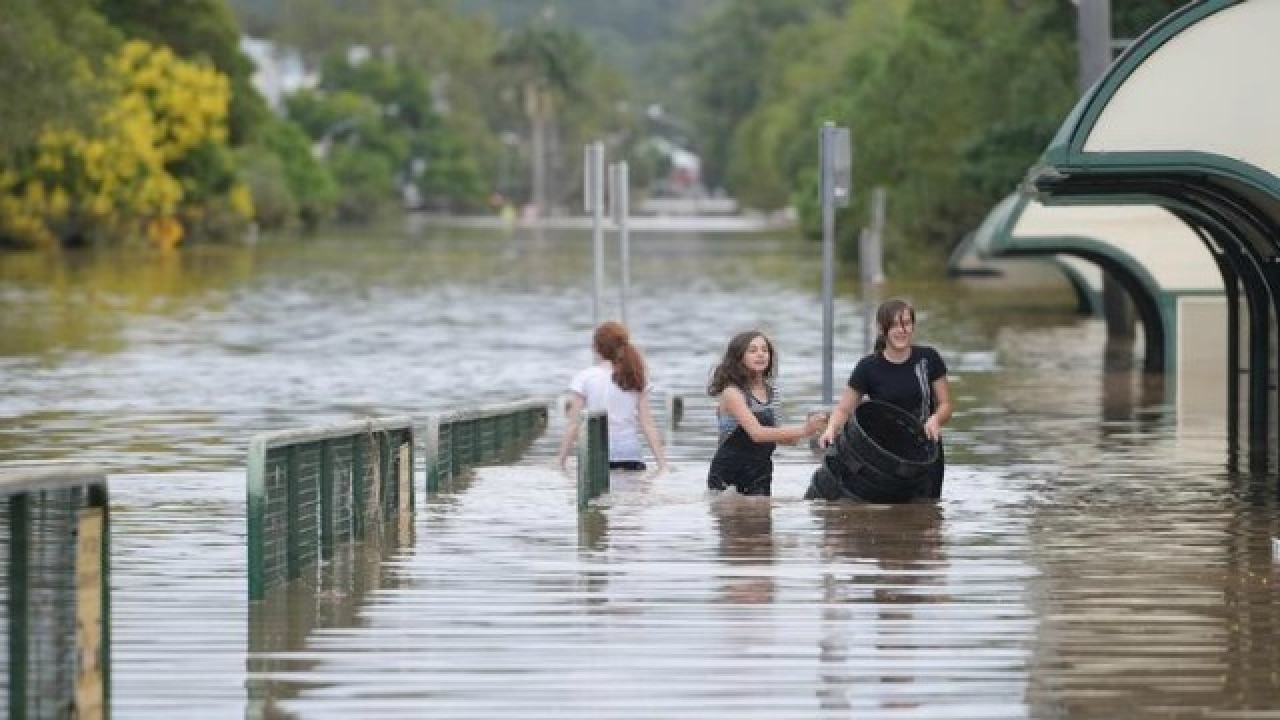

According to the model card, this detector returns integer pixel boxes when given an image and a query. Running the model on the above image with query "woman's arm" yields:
[636,389,668,471]
[555,392,586,469]
[818,386,861,448]
[924,376,952,441]
[721,387,822,445]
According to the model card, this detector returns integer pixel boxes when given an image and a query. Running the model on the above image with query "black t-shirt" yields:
[847,345,947,421]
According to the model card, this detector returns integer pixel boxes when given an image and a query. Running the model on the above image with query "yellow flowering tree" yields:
[0,40,253,249]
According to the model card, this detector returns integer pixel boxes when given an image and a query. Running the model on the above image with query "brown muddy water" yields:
[1,221,1277,719]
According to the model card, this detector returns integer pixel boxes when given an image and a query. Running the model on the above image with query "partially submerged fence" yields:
[424,399,548,492]
[247,417,414,601]
[1,464,110,720]
[576,411,609,510]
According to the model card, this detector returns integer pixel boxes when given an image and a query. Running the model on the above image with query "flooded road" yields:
[1,222,1276,718]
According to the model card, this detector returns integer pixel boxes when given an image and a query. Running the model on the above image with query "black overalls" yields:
[707,386,777,496]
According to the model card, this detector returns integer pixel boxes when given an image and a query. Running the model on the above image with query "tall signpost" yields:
[609,161,632,326]
[584,141,606,325]
[819,123,852,405]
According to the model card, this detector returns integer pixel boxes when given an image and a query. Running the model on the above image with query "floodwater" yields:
[1,221,1277,719]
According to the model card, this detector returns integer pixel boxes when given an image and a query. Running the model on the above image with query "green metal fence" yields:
[246,417,414,602]
[424,399,549,492]
[1,464,110,720]
[575,411,610,510]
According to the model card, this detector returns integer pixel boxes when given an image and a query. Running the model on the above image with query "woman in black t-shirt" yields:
[818,298,953,498]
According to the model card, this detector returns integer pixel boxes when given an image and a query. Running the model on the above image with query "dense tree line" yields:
[0,0,266,248]
[684,0,1187,272]
[3,0,1189,261]
[0,0,636,248]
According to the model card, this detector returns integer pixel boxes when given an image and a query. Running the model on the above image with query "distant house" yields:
[645,136,704,199]
[240,36,318,112]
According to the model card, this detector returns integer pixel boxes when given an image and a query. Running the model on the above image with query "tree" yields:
[686,0,833,190]
[0,0,118,160]
[0,40,252,248]
[493,25,594,215]
[98,0,269,143]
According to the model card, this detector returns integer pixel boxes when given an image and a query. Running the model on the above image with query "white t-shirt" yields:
[568,363,646,463]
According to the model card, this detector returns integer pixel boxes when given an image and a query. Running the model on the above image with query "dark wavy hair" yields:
[594,321,647,392]
[872,298,916,355]
[707,330,776,396]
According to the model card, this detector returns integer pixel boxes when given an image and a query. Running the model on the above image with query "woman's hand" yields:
[804,412,828,436]
[923,415,942,441]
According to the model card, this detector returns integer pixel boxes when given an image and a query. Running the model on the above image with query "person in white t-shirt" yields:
[556,321,668,473]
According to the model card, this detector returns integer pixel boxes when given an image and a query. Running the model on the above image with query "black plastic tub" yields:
[806,400,937,503]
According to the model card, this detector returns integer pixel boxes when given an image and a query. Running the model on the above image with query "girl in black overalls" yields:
[706,331,826,496]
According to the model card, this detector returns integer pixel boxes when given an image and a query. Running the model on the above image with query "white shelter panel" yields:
[1176,295,1228,420]
[1083,1,1280,179]
[1015,202,1220,293]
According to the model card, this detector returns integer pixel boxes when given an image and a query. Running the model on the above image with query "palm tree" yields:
[493,25,591,217]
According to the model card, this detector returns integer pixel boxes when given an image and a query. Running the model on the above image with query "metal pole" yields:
[612,162,631,327]
[1076,0,1112,96]
[869,186,886,284]
[858,228,874,355]
[819,123,850,404]
[1077,0,1132,341]
[820,125,836,405]
[584,142,605,325]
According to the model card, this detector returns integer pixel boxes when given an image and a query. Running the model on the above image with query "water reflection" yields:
[247,524,413,720]
[1022,472,1280,719]
[710,494,775,605]
[814,503,946,715]
[0,245,255,357]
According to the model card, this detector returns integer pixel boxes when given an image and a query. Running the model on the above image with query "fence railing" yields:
[576,411,610,510]
[424,399,549,492]
[1,464,110,720]
[246,417,414,601]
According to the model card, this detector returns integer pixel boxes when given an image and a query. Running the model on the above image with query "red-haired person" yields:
[557,321,668,473]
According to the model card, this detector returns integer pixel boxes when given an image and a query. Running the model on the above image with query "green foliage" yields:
[686,0,839,189]
[328,146,394,223]
[0,0,119,159]
[493,25,594,100]
[710,0,1080,274]
[226,0,280,35]
[831,0,1075,263]
[252,117,335,226]
[284,53,488,216]
[98,0,269,143]
[458,0,723,114]
[237,148,298,229]
[1113,0,1187,40]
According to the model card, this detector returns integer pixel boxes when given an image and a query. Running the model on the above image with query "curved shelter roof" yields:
[1026,0,1279,460]
[978,195,1218,295]
[972,192,1221,377]
[953,195,1105,315]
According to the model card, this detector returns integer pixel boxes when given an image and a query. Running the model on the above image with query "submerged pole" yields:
[584,142,606,325]
[819,122,851,405]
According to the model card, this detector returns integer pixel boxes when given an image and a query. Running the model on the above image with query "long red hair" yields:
[594,321,646,392]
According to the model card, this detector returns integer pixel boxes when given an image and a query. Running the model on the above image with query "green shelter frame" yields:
[1026,0,1280,467]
